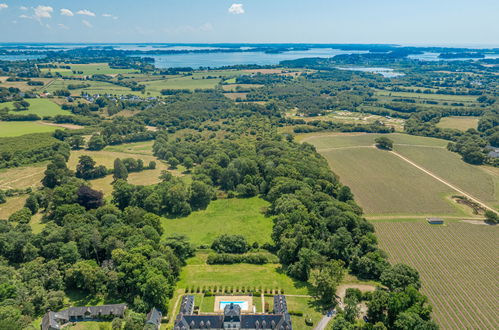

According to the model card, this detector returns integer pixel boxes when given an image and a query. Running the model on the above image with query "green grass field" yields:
[176,252,311,295]
[374,219,499,330]
[161,197,273,246]
[302,133,494,216]
[3,98,69,117]
[436,116,480,131]
[375,90,478,103]
[140,76,221,93]
[42,79,145,97]
[40,63,138,76]
[0,121,58,137]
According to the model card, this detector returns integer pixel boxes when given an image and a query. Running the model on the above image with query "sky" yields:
[0,0,498,46]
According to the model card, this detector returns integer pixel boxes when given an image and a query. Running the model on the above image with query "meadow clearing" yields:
[436,116,480,131]
[0,121,59,137]
[2,98,69,117]
[40,63,138,76]
[374,219,499,330]
[161,197,273,246]
[301,133,497,216]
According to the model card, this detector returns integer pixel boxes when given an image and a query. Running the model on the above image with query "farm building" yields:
[427,217,444,224]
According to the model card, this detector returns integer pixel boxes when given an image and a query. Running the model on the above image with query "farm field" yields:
[0,195,28,220]
[0,77,54,91]
[373,219,499,330]
[2,98,69,117]
[302,133,495,216]
[41,79,144,97]
[0,121,58,137]
[394,145,499,209]
[140,76,221,92]
[162,197,273,246]
[436,116,480,131]
[375,90,479,103]
[0,163,46,190]
[40,63,138,76]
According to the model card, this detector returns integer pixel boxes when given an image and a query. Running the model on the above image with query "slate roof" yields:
[41,304,127,330]
[174,295,292,330]
[146,307,163,325]
[180,295,195,315]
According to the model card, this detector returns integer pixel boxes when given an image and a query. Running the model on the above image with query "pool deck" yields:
[214,295,253,313]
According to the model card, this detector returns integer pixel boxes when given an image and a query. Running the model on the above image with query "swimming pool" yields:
[219,301,249,311]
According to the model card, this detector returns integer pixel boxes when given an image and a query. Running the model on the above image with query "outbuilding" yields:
[427,217,444,224]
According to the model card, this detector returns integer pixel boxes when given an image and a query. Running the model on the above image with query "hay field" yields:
[436,116,480,131]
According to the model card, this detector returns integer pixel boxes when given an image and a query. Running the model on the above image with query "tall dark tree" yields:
[77,185,104,210]
[42,155,72,188]
[113,158,129,181]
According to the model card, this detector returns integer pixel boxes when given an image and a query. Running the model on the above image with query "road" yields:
[314,314,333,330]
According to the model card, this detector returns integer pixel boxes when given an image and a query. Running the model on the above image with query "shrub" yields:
[211,234,249,254]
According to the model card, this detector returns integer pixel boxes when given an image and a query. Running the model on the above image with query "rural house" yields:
[41,304,127,330]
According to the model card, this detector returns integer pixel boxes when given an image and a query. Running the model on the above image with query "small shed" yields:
[427,217,444,225]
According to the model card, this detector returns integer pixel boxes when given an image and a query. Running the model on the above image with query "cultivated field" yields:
[302,133,497,216]
[437,116,480,131]
[373,219,499,330]
[162,197,273,246]
[0,121,58,137]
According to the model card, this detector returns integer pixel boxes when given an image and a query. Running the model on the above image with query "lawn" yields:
[3,98,69,117]
[374,219,499,330]
[0,121,59,137]
[176,252,311,295]
[161,197,273,246]
[65,322,112,330]
[436,116,480,131]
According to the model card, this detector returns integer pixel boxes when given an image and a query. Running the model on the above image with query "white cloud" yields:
[82,19,93,28]
[58,23,69,30]
[34,5,53,19]
[228,3,244,15]
[20,6,28,11]
[0,3,8,10]
[199,22,214,32]
[77,9,96,17]
[102,13,118,20]
[60,9,74,17]
[19,14,30,19]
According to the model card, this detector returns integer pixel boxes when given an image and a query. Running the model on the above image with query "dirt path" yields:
[390,150,496,213]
